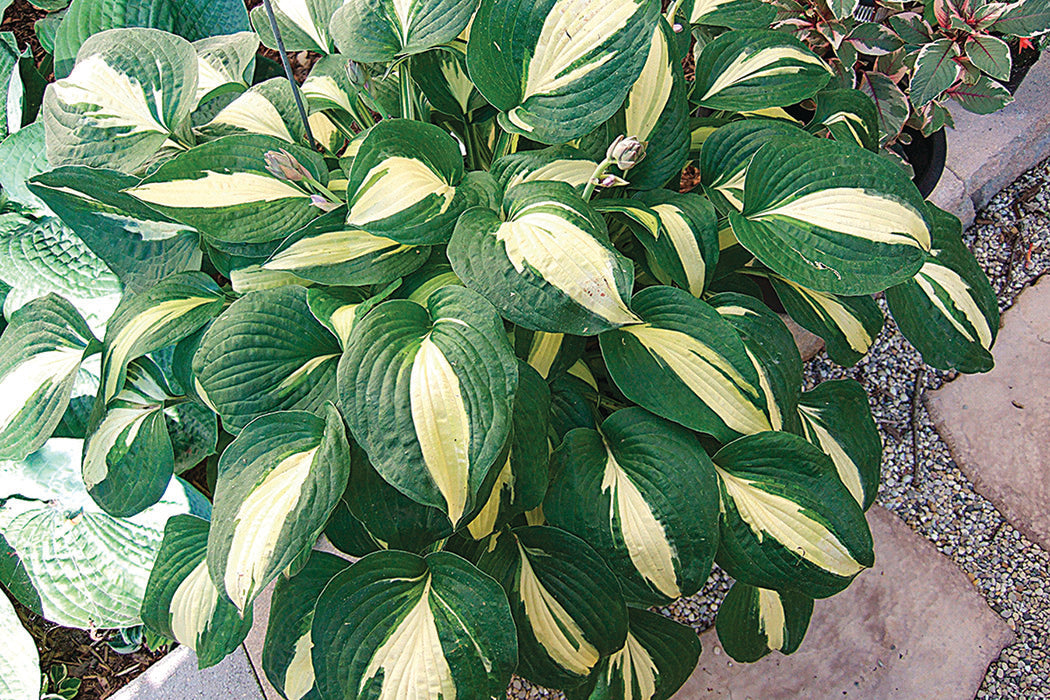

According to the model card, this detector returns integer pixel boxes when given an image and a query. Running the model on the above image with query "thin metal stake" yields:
[262,0,317,150]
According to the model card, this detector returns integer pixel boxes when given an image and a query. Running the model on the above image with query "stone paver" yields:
[784,315,824,362]
[111,645,265,700]
[929,167,976,229]
[926,275,1050,552]
[674,506,1014,700]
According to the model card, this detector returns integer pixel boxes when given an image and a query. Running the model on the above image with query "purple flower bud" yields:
[673,22,684,32]
[310,194,341,212]
[605,135,648,170]
[264,149,311,182]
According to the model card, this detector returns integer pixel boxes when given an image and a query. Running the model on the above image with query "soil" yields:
[1005,38,1041,94]
[0,1,46,63]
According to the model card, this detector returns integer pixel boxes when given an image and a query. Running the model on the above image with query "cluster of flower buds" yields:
[264,149,311,182]
[606,135,647,171]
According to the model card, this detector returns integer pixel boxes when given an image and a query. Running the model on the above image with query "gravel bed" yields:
[508,159,1050,700]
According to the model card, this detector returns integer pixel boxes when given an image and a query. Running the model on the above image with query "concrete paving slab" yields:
[926,274,1050,552]
[674,506,1014,700]
[944,54,1050,213]
[244,583,282,700]
[111,645,265,700]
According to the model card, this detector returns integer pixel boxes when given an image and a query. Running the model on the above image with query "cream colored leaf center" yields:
[916,261,992,349]
[170,559,220,652]
[264,230,405,271]
[652,204,706,296]
[757,587,786,651]
[348,157,454,226]
[128,172,307,210]
[0,347,83,433]
[607,631,658,700]
[625,25,672,141]
[51,54,169,134]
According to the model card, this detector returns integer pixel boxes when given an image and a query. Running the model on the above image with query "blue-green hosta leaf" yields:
[711,291,803,434]
[600,285,771,442]
[197,77,303,144]
[693,30,832,111]
[465,361,551,540]
[715,581,813,662]
[251,0,347,54]
[713,431,874,598]
[545,408,719,606]
[193,285,341,432]
[99,272,223,403]
[768,274,884,367]
[910,38,960,106]
[0,295,95,461]
[0,588,39,699]
[83,357,177,516]
[689,0,777,28]
[141,515,253,669]
[124,134,329,246]
[623,19,689,191]
[29,166,202,294]
[413,42,487,119]
[630,190,719,297]
[44,28,198,172]
[809,88,880,151]
[514,327,587,381]
[886,204,999,374]
[797,380,881,511]
[338,285,517,527]
[450,181,639,335]
[0,214,122,334]
[567,608,701,700]
[262,551,351,700]
[254,209,428,287]
[330,0,477,62]
[467,0,660,144]
[207,406,350,613]
[53,0,250,79]
[729,137,931,295]
[0,438,207,628]
[193,32,257,107]
[0,121,51,215]
[477,526,629,688]
[491,146,599,193]
[0,32,28,141]
[313,550,518,700]
[343,119,466,245]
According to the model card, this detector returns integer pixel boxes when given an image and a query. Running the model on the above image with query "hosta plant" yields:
[0,0,1003,698]
[765,0,1050,143]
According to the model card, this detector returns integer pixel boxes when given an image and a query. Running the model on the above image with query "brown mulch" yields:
[1,0,46,63]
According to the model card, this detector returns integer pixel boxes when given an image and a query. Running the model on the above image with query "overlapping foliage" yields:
[0,0,1003,697]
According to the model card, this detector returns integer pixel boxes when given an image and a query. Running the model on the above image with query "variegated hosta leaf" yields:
[0,213,122,335]
[312,550,518,699]
[467,0,660,144]
[545,408,719,606]
[567,608,701,700]
[100,272,224,403]
[514,327,587,381]
[330,0,477,61]
[251,0,346,54]
[325,483,384,557]
[52,0,250,79]
[689,0,776,29]
[0,588,40,699]
[798,380,881,511]
[193,32,258,107]
[197,77,304,143]
[0,438,208,628]
[83,358,177,517]
[699,119,807,215]
[600,285,770,442]
[886,204,999,374]
[713,431,874,598]
[710,292,803,434]
[28,166,202,294]
[302,54,361,120]
[124,134,330,246]
[141,515,253,668]
[631,190,719,297]
[809,88,880,152]
[343,119,466,245]
[193,285,341,432]
[413,43,487,119]
[44,28,198,173]
[0,122,52,216]
[262,551,351,700]
[305,286,385,350]
[768,274,884,367]
[0,295,95,461]
[465,362,551,540]
[338,285,517,527]
[693,30,832,111]
[0,32,30,142]
[207,406,350,613]
[477,526,629,688]
[622,19,689,191]
[450,181,639,335]
[728,137,931,295]
[257,209,428,287]
[548,364,600,445]
[491,145,599,193]
[715,581,813,662]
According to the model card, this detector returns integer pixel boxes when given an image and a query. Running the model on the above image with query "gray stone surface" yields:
[926,274,1050,553]
[110,645,265,700]
[244,583,282,700]
[674,506,1014,700]
[784,315,824,362]
[930,166,976,229]
[941,53,1050,216]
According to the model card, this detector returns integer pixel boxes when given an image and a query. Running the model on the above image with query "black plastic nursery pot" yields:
[895,126,947,199]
